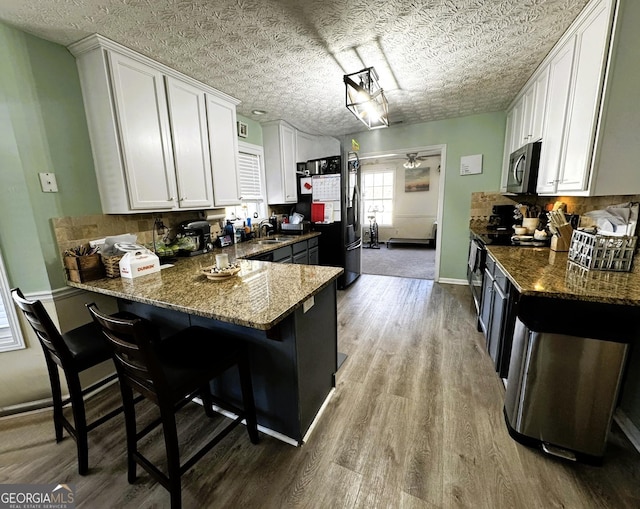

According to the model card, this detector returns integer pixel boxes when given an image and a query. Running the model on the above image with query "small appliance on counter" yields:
[487,204,515,231]
[175,220,212,256]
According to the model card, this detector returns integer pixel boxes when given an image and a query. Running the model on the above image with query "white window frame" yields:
[226,141,268,220]
[0,245,25,352]
[362,168,395,227]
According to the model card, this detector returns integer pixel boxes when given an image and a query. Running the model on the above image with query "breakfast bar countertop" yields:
[485,245,640,306]
[68,251,343,330]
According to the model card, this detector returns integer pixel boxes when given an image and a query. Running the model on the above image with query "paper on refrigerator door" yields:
[312,174,340,201]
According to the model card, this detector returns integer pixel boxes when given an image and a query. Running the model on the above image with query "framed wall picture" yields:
[237,121,248,138]
[405,167,430,192]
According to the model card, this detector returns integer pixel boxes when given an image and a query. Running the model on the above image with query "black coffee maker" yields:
[487,205,515,231]
[176,220,212,256]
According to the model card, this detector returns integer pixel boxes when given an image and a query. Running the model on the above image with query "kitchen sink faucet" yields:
[259,219,275,238]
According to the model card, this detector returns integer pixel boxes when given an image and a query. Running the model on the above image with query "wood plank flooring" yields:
[1,275,639,508]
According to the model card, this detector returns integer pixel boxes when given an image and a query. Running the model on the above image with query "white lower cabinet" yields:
[69,34,240,213]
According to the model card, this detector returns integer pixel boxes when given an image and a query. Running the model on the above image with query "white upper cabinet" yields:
[165,76,214,209]
[501,57,550,191]
[69,34,240,213]
[296,130,315,163]
[205,94,241,206]
[536,37,576,194]
[531,66,549,143]
[297,131,341,162]
[520,86,535,145]
[263,120,298,204]
[501,0,631,197]
[558,0,613,193]
[589,0,640,195]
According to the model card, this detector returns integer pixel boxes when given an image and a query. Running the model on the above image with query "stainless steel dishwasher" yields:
[504,316,628,464]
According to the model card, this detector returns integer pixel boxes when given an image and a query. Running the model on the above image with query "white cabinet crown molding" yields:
[68,33,240,106]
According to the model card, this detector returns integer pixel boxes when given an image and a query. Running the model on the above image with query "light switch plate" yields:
[39,172,58,192]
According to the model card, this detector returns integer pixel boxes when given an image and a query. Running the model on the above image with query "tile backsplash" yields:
[52,211,215,255]
[470,192,640,221]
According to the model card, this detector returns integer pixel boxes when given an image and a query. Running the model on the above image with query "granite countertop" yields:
[223,232,321,260]
[68,232,342,330]
[486,245,640,306]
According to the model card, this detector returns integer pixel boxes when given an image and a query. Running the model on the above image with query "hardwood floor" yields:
[1,275,639,508]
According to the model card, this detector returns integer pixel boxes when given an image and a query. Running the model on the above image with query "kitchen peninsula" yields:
[67,242,343,445]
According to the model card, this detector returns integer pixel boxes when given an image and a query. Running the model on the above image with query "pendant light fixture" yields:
[344,67,389,130]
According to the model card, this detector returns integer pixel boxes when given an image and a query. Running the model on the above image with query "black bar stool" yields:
[86,303,259,509]
[11,288,131,475]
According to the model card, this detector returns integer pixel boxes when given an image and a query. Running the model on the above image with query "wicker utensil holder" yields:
[101,254,124,278]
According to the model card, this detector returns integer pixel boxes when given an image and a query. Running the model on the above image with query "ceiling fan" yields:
[403,153,428,169]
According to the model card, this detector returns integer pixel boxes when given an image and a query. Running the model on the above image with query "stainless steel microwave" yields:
[506,141,541,194]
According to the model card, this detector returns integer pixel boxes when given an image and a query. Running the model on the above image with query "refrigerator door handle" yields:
[354,183,361,231]
[346,240,362,251]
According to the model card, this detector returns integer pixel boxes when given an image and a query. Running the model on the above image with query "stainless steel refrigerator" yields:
[295,153,361,289]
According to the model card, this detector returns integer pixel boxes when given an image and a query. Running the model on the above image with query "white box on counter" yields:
[119,249,160,279]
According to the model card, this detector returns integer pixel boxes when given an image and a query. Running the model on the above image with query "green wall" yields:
[237,114,263,146]
[342,112,506,281]
[0,22,101,292]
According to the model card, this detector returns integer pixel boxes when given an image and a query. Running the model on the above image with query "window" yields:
[362,170,394,226]
[0,245,25,352]
[225,142,267,221]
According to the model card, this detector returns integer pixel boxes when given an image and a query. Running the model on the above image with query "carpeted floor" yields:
[361,245,435,279]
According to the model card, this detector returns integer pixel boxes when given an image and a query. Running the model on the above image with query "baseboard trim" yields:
[614,409,640,453]
[25,285,82,303]
[436,277,467,285]
[193,397,299,447]
[0,375,119,418]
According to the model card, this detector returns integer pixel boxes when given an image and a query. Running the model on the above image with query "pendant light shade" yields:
[344,67,389,130]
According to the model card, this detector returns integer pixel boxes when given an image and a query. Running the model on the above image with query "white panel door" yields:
[108,52,177,209]
[531,66,550,142]
[558,0,612,192]
[166,77,214,209]
[501,108,515,191]
[537,37,576,194]
[296,130,314,163]
[206,94,241,206]
[510,99,524,152]
[521,85,536,144]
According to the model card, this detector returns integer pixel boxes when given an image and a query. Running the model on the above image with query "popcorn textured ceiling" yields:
[0,0,589,137]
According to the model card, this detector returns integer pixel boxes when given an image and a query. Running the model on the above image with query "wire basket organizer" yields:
[568,229,637,271]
